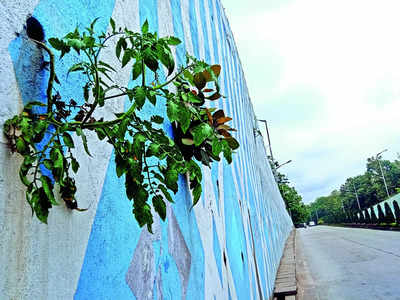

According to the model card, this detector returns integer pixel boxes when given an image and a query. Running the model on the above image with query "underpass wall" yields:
[0,1,293,299]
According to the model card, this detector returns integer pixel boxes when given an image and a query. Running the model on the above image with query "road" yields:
[296,226,400,300]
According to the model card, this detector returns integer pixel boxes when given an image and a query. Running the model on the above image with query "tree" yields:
[268,157,310,224]
[309,191,345,224]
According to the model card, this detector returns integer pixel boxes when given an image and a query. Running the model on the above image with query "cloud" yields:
[223,0,400,203]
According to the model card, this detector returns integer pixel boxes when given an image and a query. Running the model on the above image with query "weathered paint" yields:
[0,1,293,299]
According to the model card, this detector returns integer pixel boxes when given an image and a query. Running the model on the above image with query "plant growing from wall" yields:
[3,18,239,232]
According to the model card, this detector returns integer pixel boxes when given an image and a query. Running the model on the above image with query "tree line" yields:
[309,155,400,224]
[269,158,310,224]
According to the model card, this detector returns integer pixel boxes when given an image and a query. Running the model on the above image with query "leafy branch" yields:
[3,18,239,231]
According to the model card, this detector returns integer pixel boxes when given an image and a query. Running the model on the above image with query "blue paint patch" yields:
[171,176,205,300]
[211,163,220,213]
[207,0,219,63]
[212,216,223,286]
[189,1,200,59]
[161,255,182,300]
[170,0,186,64]
[75,152,141,299]
[223,162,251,299]
[198,1,211,62]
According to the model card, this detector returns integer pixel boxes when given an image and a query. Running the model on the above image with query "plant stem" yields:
[31,39,56,114]
[151,64,193,91]
[82,49,100,124]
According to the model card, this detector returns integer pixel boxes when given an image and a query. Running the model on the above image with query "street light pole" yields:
[352,181,361,210]
[276,160,292,170]
[375,149,390,198]
[258,119,274,163]
[340,198,346,213]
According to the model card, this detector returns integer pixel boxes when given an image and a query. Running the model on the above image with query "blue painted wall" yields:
[4,1,292,299]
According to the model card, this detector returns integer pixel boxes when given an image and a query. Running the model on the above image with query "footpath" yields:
[273,230,297,300]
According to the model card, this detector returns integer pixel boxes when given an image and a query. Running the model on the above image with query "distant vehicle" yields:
[295,223,307,228]
[308,221,316,226]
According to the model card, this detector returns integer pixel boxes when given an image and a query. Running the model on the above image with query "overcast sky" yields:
[222,0,400,203]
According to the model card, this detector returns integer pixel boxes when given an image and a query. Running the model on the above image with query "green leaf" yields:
[141,20,149,34]
[71,157,80,173]
[33,120,47,134]
[143,48,159,72]
[83,36,95,48]
[118,118,130,138]
[186,93,202,104]
[90,17,100,31]
[150,115,164,124]
[132,61,142,80]
[167,36,181,45]
[165,169,178,193]
[122,49,132,67]
[52,148,64,169]
[212,139,223,156]
[192,182,202,207]
[222,140,232,164]
[16,137,27,153]
[186,160,202,181]
[182,138,194,146]
[19,168,30,187]
[48,38,65,50]
[24,101,46,110]
[83,83,90,102]
[193,72,206,90]
[65,38,85,53]
[110,18,116,33]
[40,176,58,205]
[116,38,123,59]
[146,90,157,106]
[134,86,146,109]
[156,44,174,76]
[35,188,50,224]
[133,133,146,158]
[191,123,213,146]
[76,127,92,156]
[167,101,190,133]
[95,128,106,140]
[62,132,74,148]
[158,184,174,203]
[152,195,166,220]
[226,137,240,150]
[146,142,161,157]
[99,60,116,72]
[43,159,53,170]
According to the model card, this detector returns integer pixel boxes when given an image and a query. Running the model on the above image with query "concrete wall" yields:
[0,1,293,299]
[364,193,400,221]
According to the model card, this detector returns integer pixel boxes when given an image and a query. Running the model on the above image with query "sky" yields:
[222,0,400,203]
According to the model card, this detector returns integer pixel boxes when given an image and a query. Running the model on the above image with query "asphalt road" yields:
[296,226,400,300]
